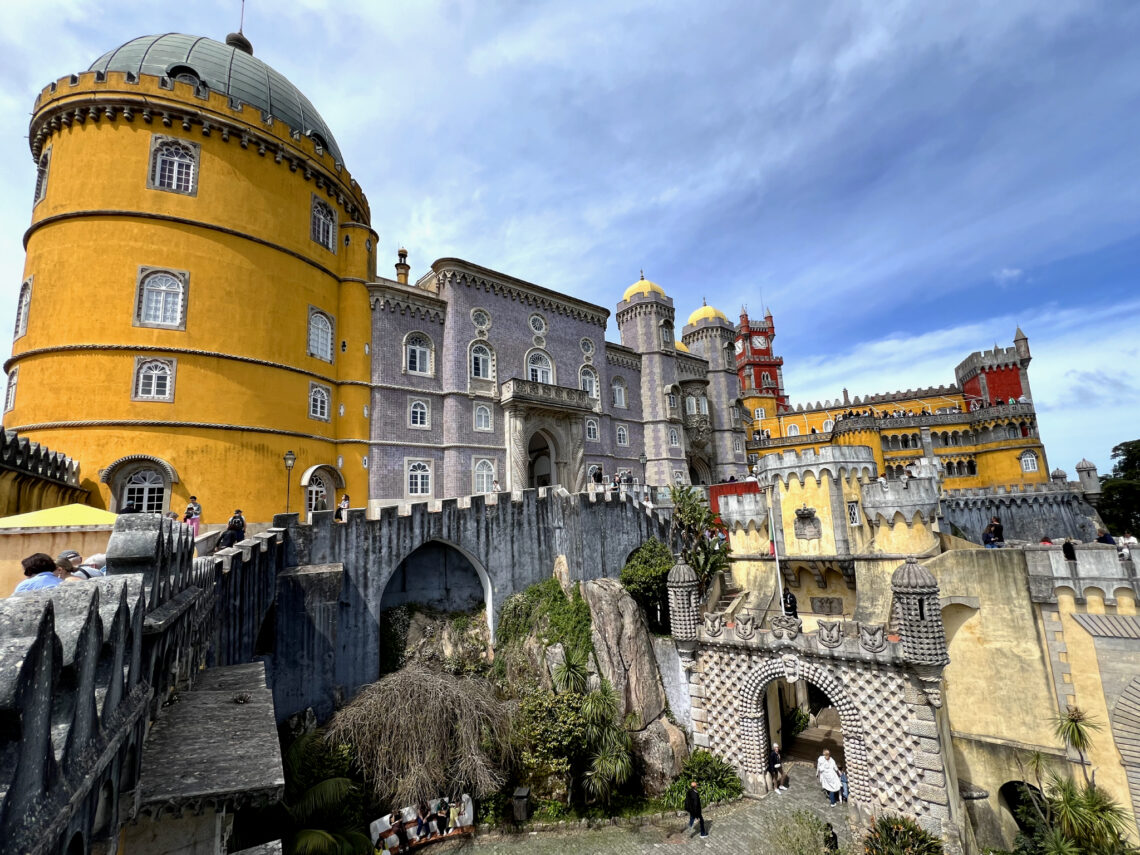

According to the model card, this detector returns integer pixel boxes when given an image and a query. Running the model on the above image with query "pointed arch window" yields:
[471,343,493,379]
[528,351,553,384]
[669,428,680,447]
[310,197,337,251]
[13,280,31,340]
[308,311,334,361]
[474,459,495,493]
[405,334,432,375]
[149,138,198,195]
[616,425,629,446]
[579,365,598,398]
[4,368,17,413]
[134,359,175,401]
[611,378,627,408]
[474,404,492,432]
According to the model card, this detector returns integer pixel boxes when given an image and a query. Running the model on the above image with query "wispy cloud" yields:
[992,267,1024,285]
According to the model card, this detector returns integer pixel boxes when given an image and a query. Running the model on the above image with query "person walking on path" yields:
[183,496,202,536]
[769,742,789,791]
[817,749,842,805]
[684,780,708,838]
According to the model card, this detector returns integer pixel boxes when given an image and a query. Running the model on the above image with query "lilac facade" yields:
[368,258,747,504]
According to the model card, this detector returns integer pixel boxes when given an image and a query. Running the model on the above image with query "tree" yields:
[325,667,513,808]
[862,815,943,855]
[281,731,373,855]
[1099,441,1140,535]
[669,485,730,594]
[619,538,674,629]
[1053,707,1101,786]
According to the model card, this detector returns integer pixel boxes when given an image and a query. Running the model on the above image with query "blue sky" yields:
[0,1,1136,476]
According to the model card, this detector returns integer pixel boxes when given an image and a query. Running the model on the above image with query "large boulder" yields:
[631,717,689,795]
[582,578,666,725]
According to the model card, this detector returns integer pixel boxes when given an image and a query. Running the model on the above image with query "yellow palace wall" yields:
[6,71,376,522]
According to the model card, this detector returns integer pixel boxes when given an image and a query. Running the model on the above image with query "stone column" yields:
[506,408,527,490]
[569,417,586,493]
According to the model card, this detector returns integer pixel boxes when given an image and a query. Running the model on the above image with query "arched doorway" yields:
[768,678,845,768]
[528,431,555,487]
[997,781,1041,843]
[379,539,495,673]
[688,456,712,486]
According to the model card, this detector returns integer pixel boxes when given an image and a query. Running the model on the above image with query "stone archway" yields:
[528,430,557,488]
[737,656,872,811]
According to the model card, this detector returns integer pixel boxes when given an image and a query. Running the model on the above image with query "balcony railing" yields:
[500,378,595,412]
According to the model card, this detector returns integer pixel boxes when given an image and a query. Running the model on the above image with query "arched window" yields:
[309,384,330,420]
[667,393,679,409]
[686,396,697,415]
[474,459,495,493]
[471,344,492,379]
[579,365,598,398]
[408,460,431,496]
[611,378,627,408]
[474,404,492,431]
[151,140,196,194]
[659,323,673,348]
[139,272,184,327]
[585,418,599,441]
[1020,451,1039,473]
[528,351,553,384]
[405,334,431,374]
[307,474,327,513]
[754,407,766,420]
[311,198,337,250]
[409,400,429,427]
[308,312,333,361]
[822,419,834,432]
[787,423,800,436]
[1007,425,1019,440]
[13,281,30,339]
[134,359,173,400]
[761,372,772,386]
[616,425,629,446]
[33,149,51,206]
[699,397,709,415]
[4,368,17,412]
[669,428,680,447]
[967,459,977,476]
[122,469,165,513]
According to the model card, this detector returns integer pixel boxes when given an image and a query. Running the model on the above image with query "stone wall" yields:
[0,515,285,855]
[940,483,1103,544]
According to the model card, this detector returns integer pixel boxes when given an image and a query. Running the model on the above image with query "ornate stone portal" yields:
[501,379,590,492]
[667,555,963,852]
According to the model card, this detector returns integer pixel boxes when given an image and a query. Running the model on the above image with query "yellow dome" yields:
[687,303,728,325]
[675,340,689,353]
[623,273,666,301]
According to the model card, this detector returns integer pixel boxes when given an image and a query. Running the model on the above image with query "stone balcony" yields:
[500,378,596,414]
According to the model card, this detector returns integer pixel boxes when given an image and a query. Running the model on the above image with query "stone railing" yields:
[1025,543,1140,604]
[0,515,286,855]
[500,378,595,412]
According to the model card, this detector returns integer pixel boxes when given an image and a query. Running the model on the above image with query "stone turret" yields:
[891,556,948,668]
[1076,458,1101,505]
[667,555,699,658]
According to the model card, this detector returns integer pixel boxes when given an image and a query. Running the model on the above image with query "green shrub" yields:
[662,750,743,809]
[773,809,841,855]
[620,538,674,611]
[863,815,943,855]
[497,578,593,653]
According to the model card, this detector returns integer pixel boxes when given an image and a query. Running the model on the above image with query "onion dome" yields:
[675,340,690,353]
[667,557,698,585]
[1076,459,1097,471]
[623,271,665,301]
[891,555,938,593]
[687,300,728,325]
[88,33,344,161]
[1051,467,1068,480]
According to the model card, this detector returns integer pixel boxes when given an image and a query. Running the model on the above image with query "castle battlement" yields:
[954,345,1024,382]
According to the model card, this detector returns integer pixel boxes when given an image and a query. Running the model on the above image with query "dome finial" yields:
[640,269,645,280]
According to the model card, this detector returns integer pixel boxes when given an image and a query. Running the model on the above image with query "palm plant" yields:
[282,732,373,855]
[668,485,730,595]
[552,645,589,695]
[1053,707,1102,786]
[578,680,633,806]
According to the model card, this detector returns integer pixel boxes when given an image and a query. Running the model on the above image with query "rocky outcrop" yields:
[403,609,492,670]
[582,578,688,793]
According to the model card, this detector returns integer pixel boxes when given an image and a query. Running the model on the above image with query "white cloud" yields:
[992,267,1024,285]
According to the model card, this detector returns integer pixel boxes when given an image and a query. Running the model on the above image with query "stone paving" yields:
[458,763,854,854]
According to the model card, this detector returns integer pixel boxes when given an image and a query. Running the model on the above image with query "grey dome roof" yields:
[88,34,343,162]
[667,558,698,585]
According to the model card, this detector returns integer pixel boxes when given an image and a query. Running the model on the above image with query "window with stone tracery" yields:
[528,351,553,384]
[151,140,197,194]
[310,198,337,251]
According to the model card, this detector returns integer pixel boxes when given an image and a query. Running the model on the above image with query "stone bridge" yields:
[275,486,671,722]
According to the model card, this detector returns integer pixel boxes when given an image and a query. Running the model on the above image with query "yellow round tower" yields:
[5,33,377,523]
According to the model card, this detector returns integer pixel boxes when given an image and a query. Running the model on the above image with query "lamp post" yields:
[639,451,648,499]
[283,450,297,514]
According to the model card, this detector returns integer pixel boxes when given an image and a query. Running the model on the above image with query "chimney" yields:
[395,248,410,285]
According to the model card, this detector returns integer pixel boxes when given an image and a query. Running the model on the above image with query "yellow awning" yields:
[0,503,119,530]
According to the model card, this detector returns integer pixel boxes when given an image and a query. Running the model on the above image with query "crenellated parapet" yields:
[0,514,285,854]
[861,475,942,528]
[1024,544,1138,605]
[0,428,82,487]
[752,445,876,488]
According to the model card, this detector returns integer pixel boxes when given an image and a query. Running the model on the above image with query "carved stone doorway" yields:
[528,431,555,487]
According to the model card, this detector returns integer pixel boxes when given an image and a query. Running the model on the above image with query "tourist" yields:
[1121,532,1138,548]
[58,549,83,572]
[1097,528,1116,546]
[313,493,328,513]
[1039,536,1053,545]
[839,768,849,802]
[824,822,840,851]
[336,494,350,522]
[183,496,202,536]
[982,524,998,548]
[817,749,842,806]
[214,520,244,551]
[228,509,246,538]
[769,742,789,791]
[990,517,1005,545]
[387,810,409,851]
[1062,539,1077,562]
[684,780,708,838]
[435,797,450,834]
[414,801,431,840]
[13,552,64,594]
[783,589,798,618]
[73,553,107,579]
[492,478,501,492]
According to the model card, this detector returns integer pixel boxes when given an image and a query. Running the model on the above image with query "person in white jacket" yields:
[816,749,842,806]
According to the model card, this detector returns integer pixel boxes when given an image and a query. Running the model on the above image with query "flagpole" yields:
[768,482,785,616]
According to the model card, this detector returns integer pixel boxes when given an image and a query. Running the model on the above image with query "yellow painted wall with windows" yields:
[4,70,377,522]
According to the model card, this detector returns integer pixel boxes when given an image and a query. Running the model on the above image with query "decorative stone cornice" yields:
[369,282,447,323]
[605,348,642,371]
[615,300,675,326]
[500,379,594,414]
[5,419,368,444]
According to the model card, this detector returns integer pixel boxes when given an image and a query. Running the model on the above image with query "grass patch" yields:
[497,578,593,654]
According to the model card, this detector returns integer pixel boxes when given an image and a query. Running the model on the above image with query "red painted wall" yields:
[964,367,1023,403]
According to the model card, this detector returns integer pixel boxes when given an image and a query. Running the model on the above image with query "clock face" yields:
[752,335,768,350]
[734,340,744,354]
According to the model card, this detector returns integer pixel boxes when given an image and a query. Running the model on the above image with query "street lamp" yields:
[639,451,648,498]
[283,450,297,514]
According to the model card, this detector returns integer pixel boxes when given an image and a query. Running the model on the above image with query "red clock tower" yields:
[735,308,788,410]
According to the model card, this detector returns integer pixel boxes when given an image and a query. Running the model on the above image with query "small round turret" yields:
[667,556,700,643]
[890,556,948,667]
[891,555,938,594]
